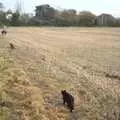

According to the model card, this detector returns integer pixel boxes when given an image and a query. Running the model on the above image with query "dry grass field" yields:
[0,27,120,120]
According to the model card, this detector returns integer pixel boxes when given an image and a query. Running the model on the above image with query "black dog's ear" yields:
[61,90,66,93]
[63,90,66,92]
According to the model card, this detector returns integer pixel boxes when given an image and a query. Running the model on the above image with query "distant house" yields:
[35,4,55,20]
[96,14,116,26]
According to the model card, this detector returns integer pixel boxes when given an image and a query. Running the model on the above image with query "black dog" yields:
[1,30,7,36]
[61,90,74,112]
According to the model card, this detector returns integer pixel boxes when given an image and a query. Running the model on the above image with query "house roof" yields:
[36,4,50,9]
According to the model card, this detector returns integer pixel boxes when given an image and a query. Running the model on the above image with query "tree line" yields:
[0,3,120,27]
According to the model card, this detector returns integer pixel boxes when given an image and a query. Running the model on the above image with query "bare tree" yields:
[15,0,22,14]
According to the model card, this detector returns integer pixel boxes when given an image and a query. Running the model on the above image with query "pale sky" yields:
[2,0,120,17]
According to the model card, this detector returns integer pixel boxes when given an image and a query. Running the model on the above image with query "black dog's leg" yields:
[70,108,73,112]
[63,98,65,104]
[69,103,74,112]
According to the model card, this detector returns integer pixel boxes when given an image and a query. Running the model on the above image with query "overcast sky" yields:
[2,0,120,17]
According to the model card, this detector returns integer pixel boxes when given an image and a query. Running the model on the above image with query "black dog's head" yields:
[61,90,66,95]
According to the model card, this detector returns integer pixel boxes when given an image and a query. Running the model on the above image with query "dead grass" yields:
[0,27,120,120]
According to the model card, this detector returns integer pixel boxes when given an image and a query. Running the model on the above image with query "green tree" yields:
[55,9,77,26]
[19,13,32,25]
[114,18,120,27]
[0,2,5,27]
[11,12,20,26]
[78,11,96,26]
